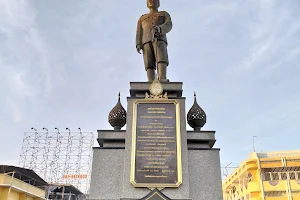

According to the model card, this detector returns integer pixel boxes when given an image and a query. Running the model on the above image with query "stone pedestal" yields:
[187,131,223,200]
[89,130,125,200]
[88,82,223,200]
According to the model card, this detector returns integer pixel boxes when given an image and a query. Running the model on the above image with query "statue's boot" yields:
[158,63,169,82]
[147,69,155,82]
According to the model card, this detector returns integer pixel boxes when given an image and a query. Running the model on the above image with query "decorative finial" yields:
[108,92,127,130]
[187,92,207,131]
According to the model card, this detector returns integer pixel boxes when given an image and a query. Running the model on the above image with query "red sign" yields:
[62,174,88,179]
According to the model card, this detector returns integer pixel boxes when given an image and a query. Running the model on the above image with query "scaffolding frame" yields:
[19,128,94,194]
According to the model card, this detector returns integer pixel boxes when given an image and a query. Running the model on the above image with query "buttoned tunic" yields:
[136,11,173,70]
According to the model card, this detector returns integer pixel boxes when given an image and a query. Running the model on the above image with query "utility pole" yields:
[253,136,257,152]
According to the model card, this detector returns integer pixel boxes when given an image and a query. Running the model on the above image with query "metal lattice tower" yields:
[19,128,94,194]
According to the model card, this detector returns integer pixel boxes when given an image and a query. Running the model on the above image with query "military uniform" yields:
[136,11,172,70]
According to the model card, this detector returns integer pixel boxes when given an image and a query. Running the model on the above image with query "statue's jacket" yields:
[136,11,172,47]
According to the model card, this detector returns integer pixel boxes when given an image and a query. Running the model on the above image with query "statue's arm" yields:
[136,18,142,48]
[159,11,172,35]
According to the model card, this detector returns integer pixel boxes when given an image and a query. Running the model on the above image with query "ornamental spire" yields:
[108,92,127,130]
[187,92,207,131]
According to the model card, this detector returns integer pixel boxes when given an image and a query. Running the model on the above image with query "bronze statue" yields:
[136,0,172,82]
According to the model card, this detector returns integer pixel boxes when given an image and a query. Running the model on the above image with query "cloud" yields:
[0,0,300,168]
[237,0,300,73]
[11,101,22,123]
[0,0,65,123]
[0,0,35,33]
[240,36,274,70]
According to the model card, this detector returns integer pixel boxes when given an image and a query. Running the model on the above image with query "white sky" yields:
[0,0,300,169]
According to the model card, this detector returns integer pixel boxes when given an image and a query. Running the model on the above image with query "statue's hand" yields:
[136,45,142,54]
[152,26,161,38]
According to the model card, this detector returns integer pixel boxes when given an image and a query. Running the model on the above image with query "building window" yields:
[272,172,279,180]
[280,173,287,180]
[264,171,300,181]
[232,186,236,194]
[264,173,270,181]
[248,173,252,182]
[289,172,296,180]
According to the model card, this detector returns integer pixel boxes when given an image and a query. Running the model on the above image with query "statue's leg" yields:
[158,62,168,82]
[142,42,156,82]
[147,69,155,82]
[155,41,169,82]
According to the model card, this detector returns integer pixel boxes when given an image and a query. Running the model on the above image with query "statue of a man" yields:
[136,0,173,82]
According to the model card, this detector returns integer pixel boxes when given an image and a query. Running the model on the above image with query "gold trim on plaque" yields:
[130,99,182,188]
[146,192,168,200]
[145,92,168,99]
[148,187,164,191]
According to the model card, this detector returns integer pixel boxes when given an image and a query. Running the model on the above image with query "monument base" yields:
[88,132,222,200]
[88,82,223,200]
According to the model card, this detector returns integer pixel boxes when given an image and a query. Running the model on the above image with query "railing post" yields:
[7,172,15,200]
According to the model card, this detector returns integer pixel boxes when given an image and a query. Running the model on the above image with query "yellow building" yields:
[223,151,300,200]
[0,166,47,200]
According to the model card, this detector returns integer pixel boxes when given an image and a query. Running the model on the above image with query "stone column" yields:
[121,82,191,200]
